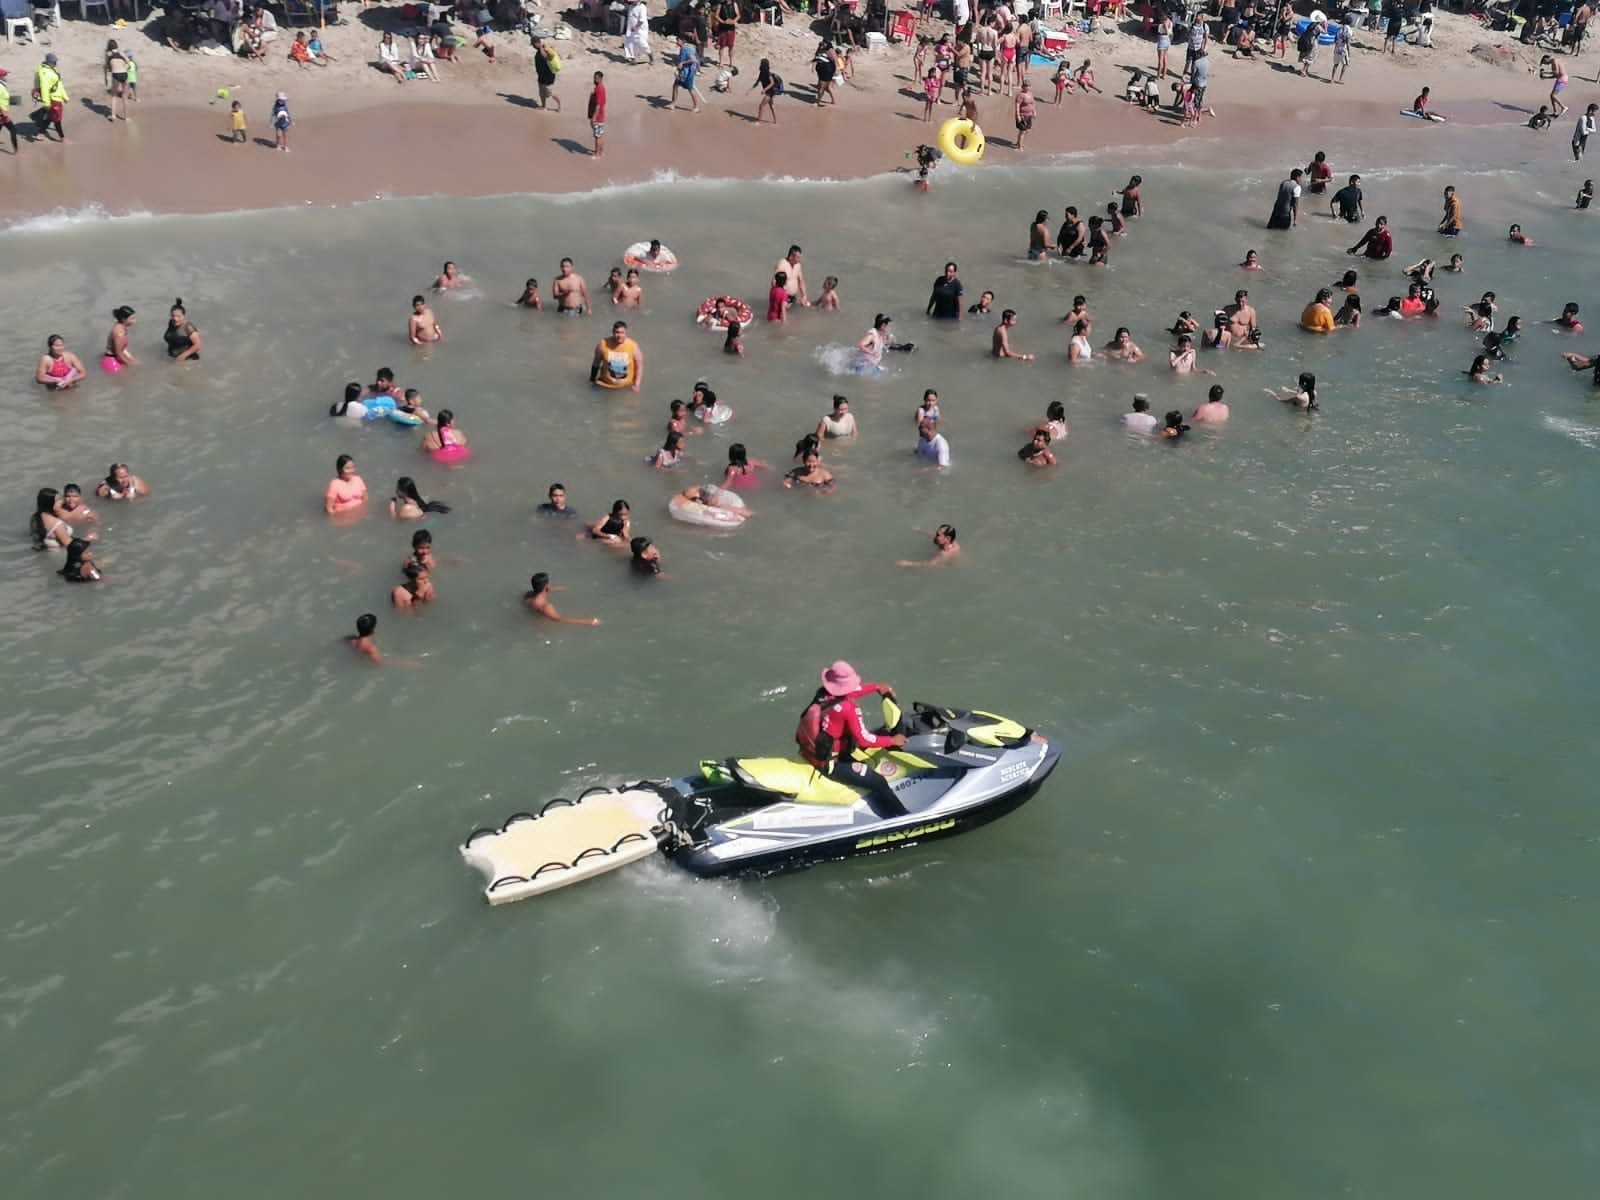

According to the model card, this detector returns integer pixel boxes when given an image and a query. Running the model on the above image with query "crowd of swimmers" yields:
[30,146,1600,659]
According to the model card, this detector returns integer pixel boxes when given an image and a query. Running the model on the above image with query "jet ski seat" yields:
[729,758,862,806]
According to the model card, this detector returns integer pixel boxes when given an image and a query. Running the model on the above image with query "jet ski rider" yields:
[796,661,909,815]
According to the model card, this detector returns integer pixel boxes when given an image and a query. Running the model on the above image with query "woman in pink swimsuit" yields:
[103,306,139,373]
[36,335,87,391]
[423,408,472,462]
[324,455,368,516]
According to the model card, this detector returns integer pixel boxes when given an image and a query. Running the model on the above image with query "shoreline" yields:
[0,13,1587,223]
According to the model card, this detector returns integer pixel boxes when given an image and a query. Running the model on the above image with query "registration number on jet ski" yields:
[854,818,956,851]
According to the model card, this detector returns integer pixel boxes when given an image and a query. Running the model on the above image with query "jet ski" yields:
[460,698,1060,904]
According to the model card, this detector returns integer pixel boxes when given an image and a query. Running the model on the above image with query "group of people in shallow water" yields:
[27,297,190,583]
[28,467,150,583]
[34,298,201,391]
[38,162,1598,655]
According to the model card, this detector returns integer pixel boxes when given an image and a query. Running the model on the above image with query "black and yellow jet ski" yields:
[662,697,1059,876]
[460,698,1059,903]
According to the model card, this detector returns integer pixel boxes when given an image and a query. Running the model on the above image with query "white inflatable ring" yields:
[668,490,747,529]
[938,117,985,167]
[623,241,679,272]
[696,296,754,331]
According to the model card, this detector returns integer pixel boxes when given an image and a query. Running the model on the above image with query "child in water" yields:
[818,276,841,311]
[1578,180,1594,210]
[723,321,744,357]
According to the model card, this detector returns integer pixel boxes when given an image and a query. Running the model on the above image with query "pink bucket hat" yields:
[821,661,861,697]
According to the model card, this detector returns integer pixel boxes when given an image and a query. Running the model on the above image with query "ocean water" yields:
[4,157,1599,1199]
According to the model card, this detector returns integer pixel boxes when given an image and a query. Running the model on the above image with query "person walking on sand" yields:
[1330,18,1351,84]
[271,92,292,152]
[671,38,704,112]
[104,40,131,122]
[533,37,562,112]
[1013,79,1035,151]
[227,99,246,143]
[0,76,19,156]
[754,58,784,124]
[1574,103,1597,162]
[622,0,651,64]
[588,71,606,158]
[1539,55,1569,119]
[32,53,70,144]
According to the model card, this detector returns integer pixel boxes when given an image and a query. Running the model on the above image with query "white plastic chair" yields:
[3,0,36,44]
[80,0,110,17]
[1037,0,1063,17]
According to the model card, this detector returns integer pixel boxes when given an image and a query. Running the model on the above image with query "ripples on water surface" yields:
[2,162,1598,1199]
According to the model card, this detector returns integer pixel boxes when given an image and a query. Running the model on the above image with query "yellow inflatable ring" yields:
[938,117,985,167]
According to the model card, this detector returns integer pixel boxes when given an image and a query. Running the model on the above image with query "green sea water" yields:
[3,154,1599,1199]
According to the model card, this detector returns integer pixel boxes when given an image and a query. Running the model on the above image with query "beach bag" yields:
[1296,28,1315,53]
[547,47,562,72]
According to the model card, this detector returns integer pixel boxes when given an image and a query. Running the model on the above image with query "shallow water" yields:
[4,159,1599,1199]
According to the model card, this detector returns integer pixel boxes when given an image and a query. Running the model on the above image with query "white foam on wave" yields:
[2,203,156,236]
[814,342,866,376]
[1542,412,1600,448]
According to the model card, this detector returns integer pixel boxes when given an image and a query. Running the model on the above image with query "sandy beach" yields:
[0,7,1590,220]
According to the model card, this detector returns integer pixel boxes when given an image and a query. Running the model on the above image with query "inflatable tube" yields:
[1294,17,1337,44]
[938,118,985,167]
[696,296,754,332]
[1400,109,1446,122]
[623,241,678,272]
[100,355,124,374]
[695,402,734,426]
[668,490,747,529]
[388,409,425,427]
[363,394,396,421]
[432,443,472,464]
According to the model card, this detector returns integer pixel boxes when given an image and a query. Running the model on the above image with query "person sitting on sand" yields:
[378,32,408,84]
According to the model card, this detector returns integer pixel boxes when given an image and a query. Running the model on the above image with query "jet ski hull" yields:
[663,706,1062,877]
[666,767,1054,878]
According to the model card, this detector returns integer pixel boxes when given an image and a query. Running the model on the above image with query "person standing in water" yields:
[1267,168,1303,230]
[346,614,384,663]
[408,295,444,344]
[553,257,593,315]
[164,299,203,362]
[525,573,602,626]
[1573,103,1597,162]
[591,322,643,391]
[992,310,1035,360]
[1438,185,1464,236]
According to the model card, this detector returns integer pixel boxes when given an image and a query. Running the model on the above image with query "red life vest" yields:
[795,684,883,767]
[796,689,841,767]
